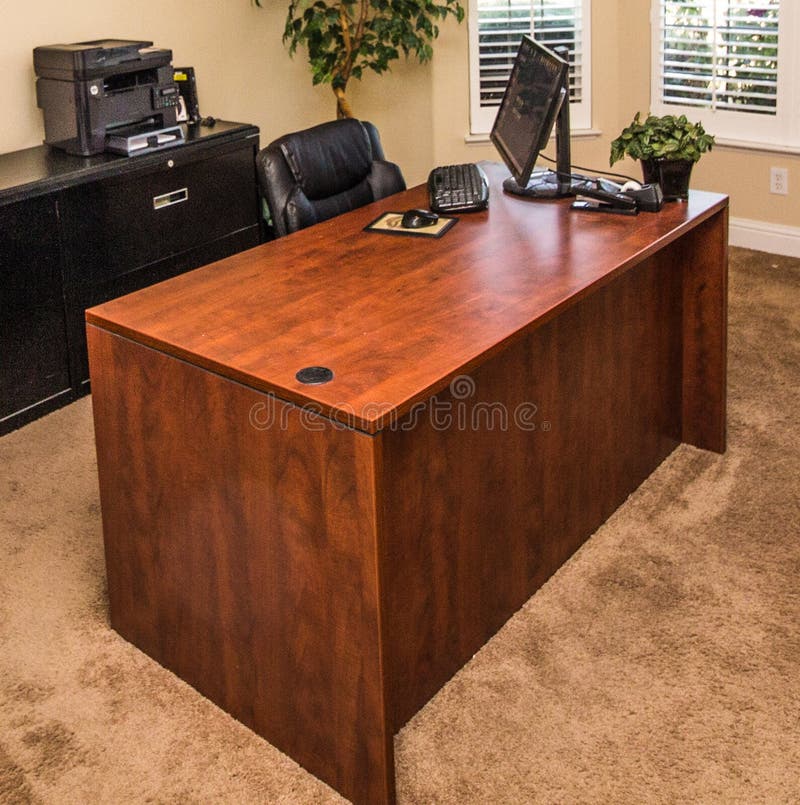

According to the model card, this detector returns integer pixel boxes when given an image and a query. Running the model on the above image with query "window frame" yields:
[468,0,592,135]
[650,0,800,150]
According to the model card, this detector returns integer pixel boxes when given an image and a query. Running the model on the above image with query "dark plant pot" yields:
[641,158,694,201]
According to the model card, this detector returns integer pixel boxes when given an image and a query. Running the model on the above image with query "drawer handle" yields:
[153,188,188,210]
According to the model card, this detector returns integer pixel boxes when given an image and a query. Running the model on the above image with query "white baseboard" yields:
[729,217,800,258]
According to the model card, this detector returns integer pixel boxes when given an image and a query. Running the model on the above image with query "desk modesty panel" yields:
[87,164,728,804]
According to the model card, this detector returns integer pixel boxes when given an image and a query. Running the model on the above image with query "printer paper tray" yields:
[106,124,185,156]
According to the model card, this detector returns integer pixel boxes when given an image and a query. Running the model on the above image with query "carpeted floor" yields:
[1,246,798,804]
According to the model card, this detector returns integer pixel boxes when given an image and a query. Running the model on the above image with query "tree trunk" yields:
[334,86,354,119]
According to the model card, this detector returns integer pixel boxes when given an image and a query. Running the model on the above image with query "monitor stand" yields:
[503,170,573,199]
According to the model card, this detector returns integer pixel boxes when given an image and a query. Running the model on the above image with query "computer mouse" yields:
[401,208,439,228]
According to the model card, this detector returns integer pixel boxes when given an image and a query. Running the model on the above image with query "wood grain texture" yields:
[87,176,728,804]
[85,164,728,434]
[379,246,684,729]
[87,325,394,805]
[680,207,728,452]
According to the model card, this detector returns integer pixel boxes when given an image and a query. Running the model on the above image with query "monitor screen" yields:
[490,36,570,195]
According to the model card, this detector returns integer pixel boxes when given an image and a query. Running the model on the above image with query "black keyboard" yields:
[428,163,490,213]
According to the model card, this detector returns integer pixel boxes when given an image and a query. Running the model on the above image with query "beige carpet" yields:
[1,247,798,804]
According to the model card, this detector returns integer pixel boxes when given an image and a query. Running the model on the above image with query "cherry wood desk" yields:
[87,164,727,804]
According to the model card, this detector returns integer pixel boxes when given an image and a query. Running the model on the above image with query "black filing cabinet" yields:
[0,121,261,434]
[1,195,72,424]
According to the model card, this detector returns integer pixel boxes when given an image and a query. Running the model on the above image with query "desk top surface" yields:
[87,163,727,433]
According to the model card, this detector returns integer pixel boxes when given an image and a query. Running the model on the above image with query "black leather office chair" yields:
[256,118,406,238]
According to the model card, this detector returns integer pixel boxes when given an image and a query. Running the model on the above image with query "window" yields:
[469,0,592,134]
[651,0,800,148]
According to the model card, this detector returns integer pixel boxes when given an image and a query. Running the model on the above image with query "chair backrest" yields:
[256,119,406,238]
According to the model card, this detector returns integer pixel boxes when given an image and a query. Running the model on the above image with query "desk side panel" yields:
[379,247,684,729]
[87,325,393,805]
[680,206,728,453]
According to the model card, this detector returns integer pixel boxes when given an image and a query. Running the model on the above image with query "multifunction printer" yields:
[34,39,183,156]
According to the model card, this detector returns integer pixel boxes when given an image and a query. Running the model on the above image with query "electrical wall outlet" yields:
[770,167,788,195]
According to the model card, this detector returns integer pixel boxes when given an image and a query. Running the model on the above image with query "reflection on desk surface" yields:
[86,163,728,432]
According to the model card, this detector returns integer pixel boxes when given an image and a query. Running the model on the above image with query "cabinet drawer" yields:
[61,141,259,288]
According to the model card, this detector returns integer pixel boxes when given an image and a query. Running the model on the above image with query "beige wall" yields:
[5,0,800,228]
[3,0,330,155]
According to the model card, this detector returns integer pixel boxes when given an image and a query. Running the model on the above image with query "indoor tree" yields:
[254,0,465,118]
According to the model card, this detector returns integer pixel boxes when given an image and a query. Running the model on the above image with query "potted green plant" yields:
[254,0,464,119]
[610,112,715,200]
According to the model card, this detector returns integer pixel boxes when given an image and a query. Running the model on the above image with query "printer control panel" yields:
[152,84,180,111]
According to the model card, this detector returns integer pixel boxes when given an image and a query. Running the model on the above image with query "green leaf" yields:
[609,111,715,166]
[275,0,464,106]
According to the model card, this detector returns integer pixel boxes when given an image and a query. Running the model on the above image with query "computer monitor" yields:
[490,35,572,199]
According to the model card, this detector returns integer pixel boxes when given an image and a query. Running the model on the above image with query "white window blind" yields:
[469,0,591,133]
[651,0,800,148]
[658,0,778,113]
